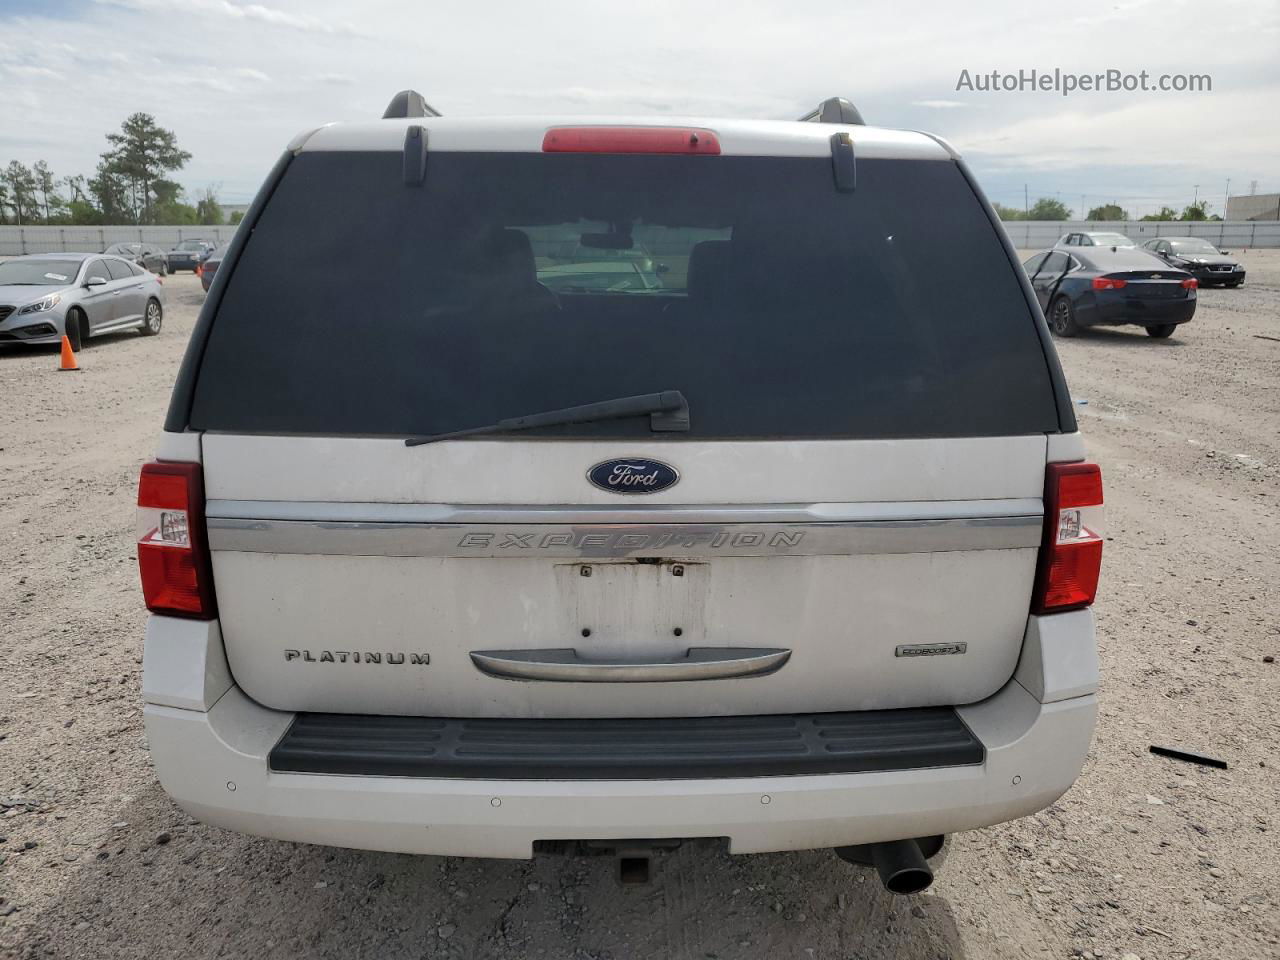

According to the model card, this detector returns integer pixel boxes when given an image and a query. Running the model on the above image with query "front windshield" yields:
[1090,233,1134,247]
[106,243,140,255]
[0,259,80,286]
[177,240,207,251]
[519,221,700,295]
[1169,239,1218,254]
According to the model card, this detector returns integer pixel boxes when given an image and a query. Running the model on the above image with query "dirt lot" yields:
[1,256,1278,960]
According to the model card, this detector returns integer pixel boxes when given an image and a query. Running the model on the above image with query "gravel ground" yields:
[1,257,1278,960]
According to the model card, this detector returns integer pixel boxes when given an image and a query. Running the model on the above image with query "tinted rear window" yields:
[188,151,1059,439]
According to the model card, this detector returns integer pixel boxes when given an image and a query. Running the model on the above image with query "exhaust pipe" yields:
[868,839,934,894]
[834,837,938,895]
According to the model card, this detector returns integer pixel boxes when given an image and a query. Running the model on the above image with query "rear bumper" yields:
[1083,295,1196,326]
[143,611,1098,859]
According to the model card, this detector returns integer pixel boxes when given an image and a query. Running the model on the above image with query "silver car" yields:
[0,253,165,350]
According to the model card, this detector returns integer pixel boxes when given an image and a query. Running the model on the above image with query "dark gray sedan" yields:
[104,242,169,275]
[1139,237,1245,287]
[1024,247,1197,339]
[166,239,216,272]
[199,241,231,292]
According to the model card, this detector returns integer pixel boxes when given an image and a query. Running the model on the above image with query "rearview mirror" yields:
[85,276,107,288]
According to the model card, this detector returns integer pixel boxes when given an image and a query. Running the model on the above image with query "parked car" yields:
[1024,246,1196,338]
[138,94,1102,896]
[104,242,169,276]
[198,241,231,292]
[1055,231,1136,249]
[1139,237,1245,287]
[0,253,164,349]
[166,239,216,272]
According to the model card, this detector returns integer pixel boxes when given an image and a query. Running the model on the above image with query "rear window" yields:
[188,151,1060,439]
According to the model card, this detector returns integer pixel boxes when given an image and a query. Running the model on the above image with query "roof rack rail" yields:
[798,97,865,126]
[382,89,442,120]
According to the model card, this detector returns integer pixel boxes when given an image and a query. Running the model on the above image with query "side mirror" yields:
[85,276,107,288]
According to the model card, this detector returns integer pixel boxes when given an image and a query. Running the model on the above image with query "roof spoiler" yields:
[798,97,865,126]
[382,89,442,120]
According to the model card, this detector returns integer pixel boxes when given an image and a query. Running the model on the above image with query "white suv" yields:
[138,93,1102,894]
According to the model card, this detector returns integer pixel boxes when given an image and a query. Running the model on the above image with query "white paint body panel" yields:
[201,435,1047,505]
[143,674,1097,858]
[200,434,1049,716]
[296,116,953,161]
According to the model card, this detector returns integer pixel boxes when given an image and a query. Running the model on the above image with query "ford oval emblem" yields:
[587,458,679,495]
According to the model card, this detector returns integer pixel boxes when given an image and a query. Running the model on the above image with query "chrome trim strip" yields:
[470,647,791,683]
[206,498,1042,525]
[206,506,1042,559]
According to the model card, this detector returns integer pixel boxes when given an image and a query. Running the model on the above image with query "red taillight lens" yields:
[542,126,721,155]
[1032,462,1104,614]
[137,461,217,618]
[1092,276,1127,290]
[1181,277,1198,289]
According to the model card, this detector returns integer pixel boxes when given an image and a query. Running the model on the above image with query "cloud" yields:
[0,0,1276,209]
[93,0,366,36]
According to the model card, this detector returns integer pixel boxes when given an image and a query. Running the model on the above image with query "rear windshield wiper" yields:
[404,390,690,446]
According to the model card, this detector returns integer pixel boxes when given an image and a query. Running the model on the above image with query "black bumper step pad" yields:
[269,707,984,780]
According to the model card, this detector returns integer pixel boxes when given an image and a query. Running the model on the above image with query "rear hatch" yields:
[180,129,1070,719]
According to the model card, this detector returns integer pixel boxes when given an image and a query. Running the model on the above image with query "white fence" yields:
[0,225,240,256]
[4,219,1279,257]
[1001,220,1280,251]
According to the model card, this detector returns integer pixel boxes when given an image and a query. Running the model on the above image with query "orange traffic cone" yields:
[58,335,80,372]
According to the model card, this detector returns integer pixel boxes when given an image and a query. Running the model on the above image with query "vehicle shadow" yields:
[1070,327,1187,348]
[0,328,150,359]
[6,788,970,960]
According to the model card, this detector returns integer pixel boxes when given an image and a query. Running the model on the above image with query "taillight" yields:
[195,263,203,276]
[1181,277,1198,289]
[137,461,217,618]
[542,126,721,155]
[1031,462,1104,614]
[1092,276,1127,290]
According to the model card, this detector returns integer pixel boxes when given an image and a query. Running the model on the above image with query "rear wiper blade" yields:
[404,390,690,446]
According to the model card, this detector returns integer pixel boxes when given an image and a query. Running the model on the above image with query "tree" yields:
[89,159,131,223]
[101,113,191,224]
[32,160,62,222]
[1140,206,1179,221]
[1027,197,1071,220]
[992,202,1026,221]
[229,210,245,225]
[196,185,224,225]
[64,174,89,205]
[1,161,39,224]
[1086,203,1128,221]
[1180,201,1210,221]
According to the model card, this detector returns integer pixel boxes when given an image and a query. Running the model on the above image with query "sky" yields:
[0,0,1277,217]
